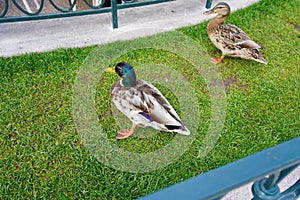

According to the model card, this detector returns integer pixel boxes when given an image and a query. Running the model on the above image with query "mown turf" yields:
[0,0,299,199]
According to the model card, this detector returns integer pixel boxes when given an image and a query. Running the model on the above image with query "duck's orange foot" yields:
[116,129,134,140]
[211,57,224,64]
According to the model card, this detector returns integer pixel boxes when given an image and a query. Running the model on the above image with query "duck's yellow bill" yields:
[105,68,115,73]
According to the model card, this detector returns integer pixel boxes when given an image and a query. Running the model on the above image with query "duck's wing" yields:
[132,80,183,127]
[218,24,250,43]
[218,24,264,49]
[217,24,264,49]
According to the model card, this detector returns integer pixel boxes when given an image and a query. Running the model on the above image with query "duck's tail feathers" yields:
[251,49,268,65]
[254,53,268,65]
[165,124,190,135]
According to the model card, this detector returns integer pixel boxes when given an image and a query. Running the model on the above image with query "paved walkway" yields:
[1,0,260,57]
[1,0,299,199]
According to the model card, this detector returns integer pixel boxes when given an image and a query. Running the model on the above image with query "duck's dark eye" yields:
[116,66,122,73]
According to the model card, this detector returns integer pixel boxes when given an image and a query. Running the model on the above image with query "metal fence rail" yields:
[139,136,300,200]
[0,0,172,28]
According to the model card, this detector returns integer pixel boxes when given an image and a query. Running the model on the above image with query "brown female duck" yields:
[204,2,267,64]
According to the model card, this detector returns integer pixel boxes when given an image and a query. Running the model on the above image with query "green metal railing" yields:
[205,0,212,9]
[139,136,300,200]
[0,0,172,28]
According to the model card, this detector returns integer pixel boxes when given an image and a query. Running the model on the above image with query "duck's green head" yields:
[106,62,137,87]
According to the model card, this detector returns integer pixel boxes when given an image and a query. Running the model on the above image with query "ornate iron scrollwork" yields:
[252,165,300,200]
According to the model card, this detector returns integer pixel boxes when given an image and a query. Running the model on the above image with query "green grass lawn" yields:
[1,0,299,199]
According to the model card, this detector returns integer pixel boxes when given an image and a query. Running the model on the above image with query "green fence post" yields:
[205,0,212,9]
[111,0,118,29]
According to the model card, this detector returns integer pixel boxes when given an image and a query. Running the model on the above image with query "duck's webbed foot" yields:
[211,55,225,64]
[116,124,136,139]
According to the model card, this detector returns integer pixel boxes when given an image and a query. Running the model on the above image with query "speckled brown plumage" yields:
[204,2,267,64]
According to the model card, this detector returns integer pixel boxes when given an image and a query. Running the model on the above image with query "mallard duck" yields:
[105,62,190,139]
[204,2,267,64]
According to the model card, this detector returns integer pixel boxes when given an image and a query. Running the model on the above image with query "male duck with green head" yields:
[106,62,190,139]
